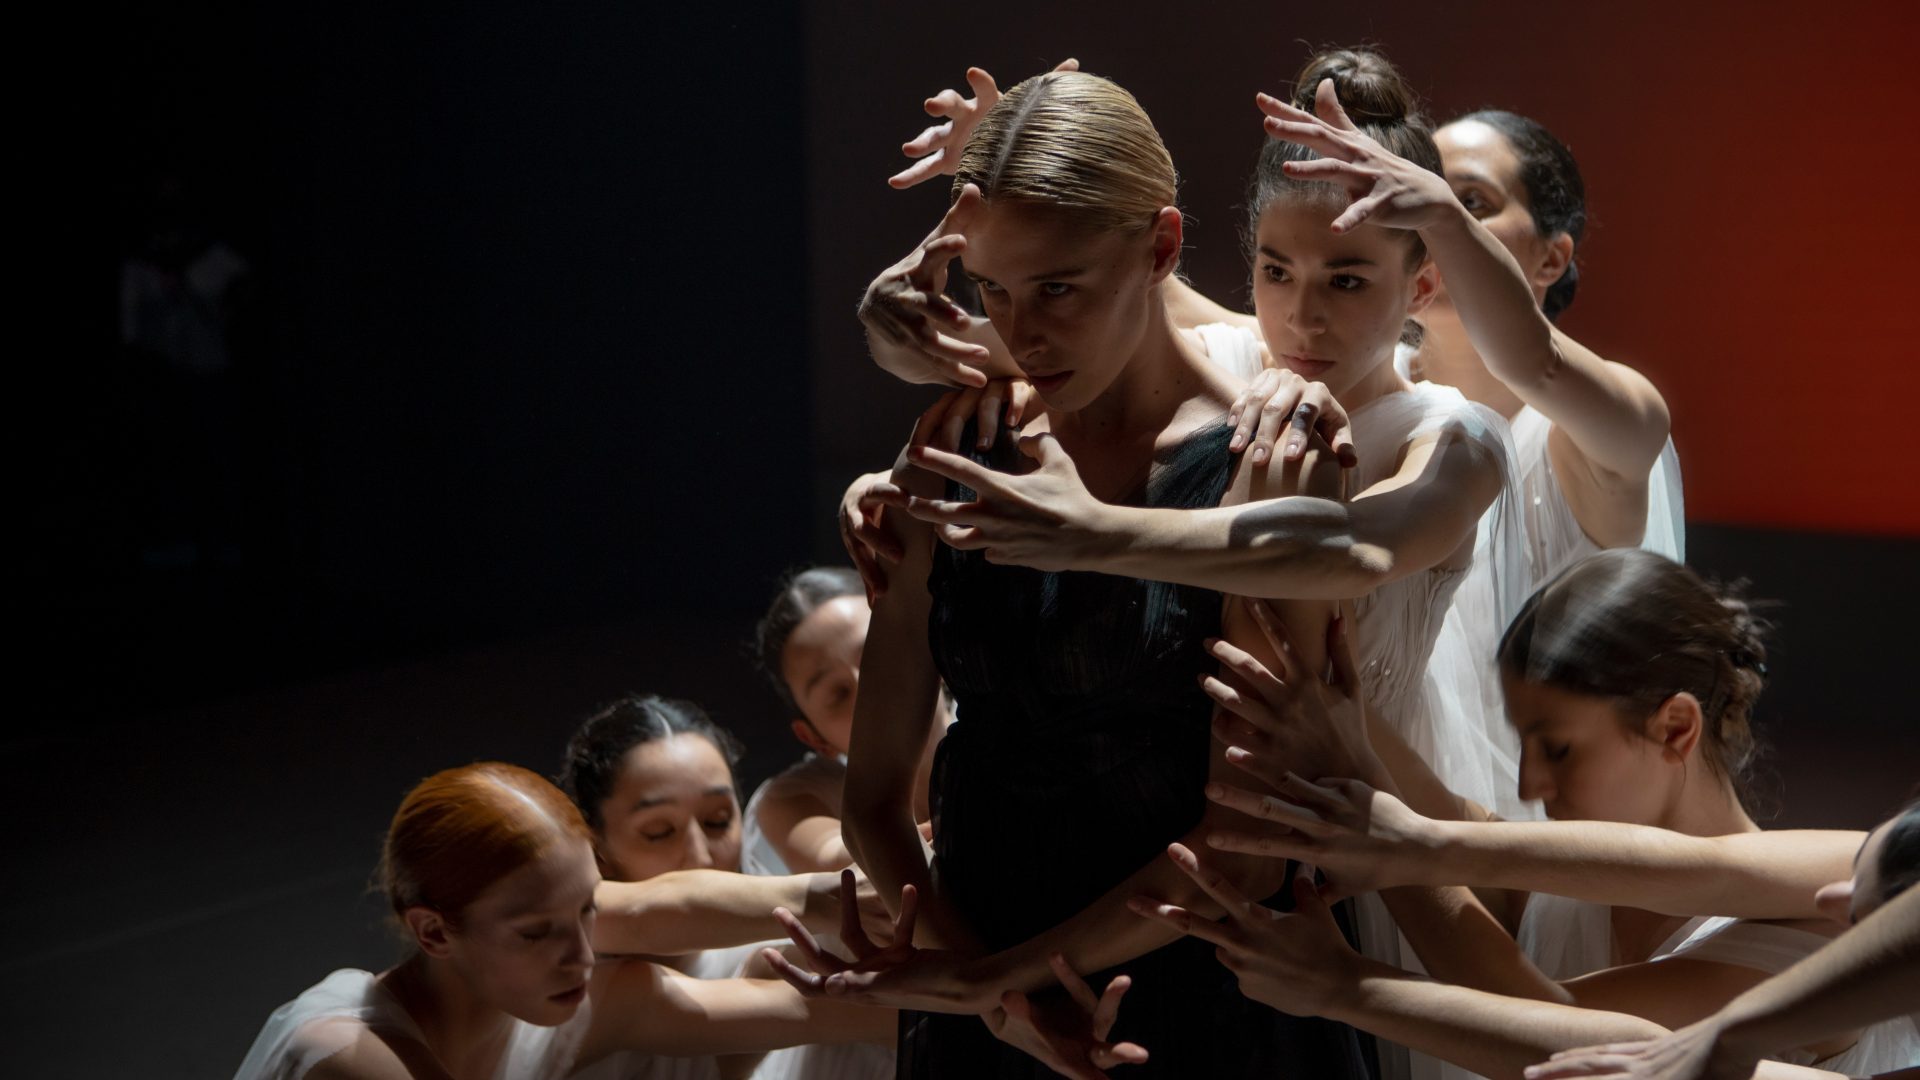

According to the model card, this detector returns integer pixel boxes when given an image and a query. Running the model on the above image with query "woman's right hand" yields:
[802,865,896,947]
[1224,366,1358,468]
[983,953,1149,1079]
[1203,601,1385,786]
[859,185,993,388]
[889,60,1080,190]
[1203,773,1443,901]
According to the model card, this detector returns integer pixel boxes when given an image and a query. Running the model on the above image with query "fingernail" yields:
[1229,435,1244,450]
[1205,781,1225,799]
[1286,440,1303,458]
[1252,447,1268,464]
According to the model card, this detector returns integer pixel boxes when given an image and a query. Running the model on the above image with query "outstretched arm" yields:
[582,962,894,1061]
[591,868,878,956]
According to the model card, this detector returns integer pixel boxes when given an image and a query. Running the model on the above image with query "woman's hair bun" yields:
[1292,47,1419,127]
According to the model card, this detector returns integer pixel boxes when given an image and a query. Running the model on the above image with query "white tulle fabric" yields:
[1507,405,1685,583]
[232,968,588,1080]
[1192,321,1265,382]
[742,753,848,877]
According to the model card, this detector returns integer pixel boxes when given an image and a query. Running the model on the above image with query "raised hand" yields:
[984,953,1150,1079]
[1203,603,1384,787]
[877,431,1111,571]
[1224,365,1358,468]
[763,875,991,1014]
[1128,844,1363,1018]
[890,59,1080,190]
[802,864,899,947]
[1203,773,1439,901]
[859,184,993,388]
[840,470,902,603]
[1256,78,1459,234]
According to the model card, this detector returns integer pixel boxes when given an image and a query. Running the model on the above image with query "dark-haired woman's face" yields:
[779,594,869,757]
[1502,675,1685,825]
[1252,200,1433,400]
[594,734,742,883]
[963,200,1172,412]
[1434,121,1553,306]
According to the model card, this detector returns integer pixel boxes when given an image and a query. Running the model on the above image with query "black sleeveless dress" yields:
[898,421,1372,1079]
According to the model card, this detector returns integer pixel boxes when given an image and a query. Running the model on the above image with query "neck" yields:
[1410,314,1527,419]
[384,953,515,1080]
[1052,286,1206,443]
[1337,341,1415,415]
[1657,772,1759,839]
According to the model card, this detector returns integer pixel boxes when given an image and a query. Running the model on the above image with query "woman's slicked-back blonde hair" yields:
[953,71,1177,233]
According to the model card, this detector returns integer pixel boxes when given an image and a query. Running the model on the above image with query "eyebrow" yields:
[802,663,831,698]
[1256,245,1376,270]
[634,786,735,810]
[1024,265,1088,282]
[1445,167,1501,190]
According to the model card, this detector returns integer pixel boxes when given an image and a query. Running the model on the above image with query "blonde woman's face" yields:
[962,200,1164,412]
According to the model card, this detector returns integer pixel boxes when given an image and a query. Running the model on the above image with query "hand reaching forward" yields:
[1256,78,1460,234]
[764,875,991,1014]
[1204,773,1442,902]
[984,953,1150,1079]
[1522,1019,1758,1080]
[1203,601,1385,788]
[890,59,1080,190]
[859,184,993,388]
[876,431,1114,571]
[1129,843,1364,1019]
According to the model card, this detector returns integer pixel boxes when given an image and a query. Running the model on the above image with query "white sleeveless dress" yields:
[1519,895,1920,1075]
[742,753,848,877]
[232,968,589,1080]
[1508,405,1685,584]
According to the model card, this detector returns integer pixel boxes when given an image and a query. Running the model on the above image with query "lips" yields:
[550,983,587,1007]
[1025,369,1074,395]
[1280,354,1336,379]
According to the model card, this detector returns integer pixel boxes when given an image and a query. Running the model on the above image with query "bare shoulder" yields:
[298,1018,446,1080]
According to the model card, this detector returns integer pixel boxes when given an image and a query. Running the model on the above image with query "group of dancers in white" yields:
[235,46,1918,1080]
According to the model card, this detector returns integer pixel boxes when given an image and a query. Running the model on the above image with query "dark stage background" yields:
[13,2,1918,1076]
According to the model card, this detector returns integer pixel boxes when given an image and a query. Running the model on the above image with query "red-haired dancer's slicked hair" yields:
[379,762,593,926]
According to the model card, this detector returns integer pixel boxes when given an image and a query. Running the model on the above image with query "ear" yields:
[1405,258,1441,317]
[1813,879,1856,925]
[1147,206,1184,285]
[1648,692,1704,764]
[1532,232,1575,292]
[403,906,455,959]
[790,718,838,758]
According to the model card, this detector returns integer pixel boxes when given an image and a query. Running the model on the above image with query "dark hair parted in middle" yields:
[558,694,745,832]
[1498,549,1773,797]
[1247,47,1442,264]
[752,565,863,715]
[1451,109,1588,319]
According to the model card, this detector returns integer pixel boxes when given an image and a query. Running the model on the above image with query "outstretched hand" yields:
[1203,602,1384,788]
[1204,773,1438,901]
[1522,1019,1757,1080]
[874,431,1114,571]
[1256,78,1459,234]
[984,953,1150,1079]
[860,184,993,388]
[763,874,990,1014]
[890,59,1081,190]
[1128,844,1363,1019]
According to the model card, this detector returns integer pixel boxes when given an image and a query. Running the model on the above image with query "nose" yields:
[998,305,1045,362]
[1516,753,1554,804]
[1285,287,1327,336]
[683,824,715,870]
[563,912,594,970]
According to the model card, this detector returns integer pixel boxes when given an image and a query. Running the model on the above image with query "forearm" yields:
[1163,275,1258,332]
[1432,822,1860,920]
[1711,887,1920,1059]
[1327,959,1666,1080]
[651,975,896,1055]
[1381,882,1569,1003]
[969,815,1294,996]
[593,871,812,955]
[1090,500,1392,599]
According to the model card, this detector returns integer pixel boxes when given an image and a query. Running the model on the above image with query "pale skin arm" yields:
[755,789,854,874]
[1529,888,1920,1080]
[579,961,894,1062]
[589,868,868,955]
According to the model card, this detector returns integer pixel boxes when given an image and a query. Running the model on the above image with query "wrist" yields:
[1416,200,1476,247]
[1319,953,1396,1024]
[1077,504,1147,574]
[1425,819,1474,887]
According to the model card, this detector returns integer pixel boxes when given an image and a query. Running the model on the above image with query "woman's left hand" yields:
[1204,602,1385,787]
[763,881,996,1013]
[983,953,1150,1079]
[873,431,1116,571]
[1129,843,1363,1019]
[1521,1019,1753,1080]
[1256,79,1460,235]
